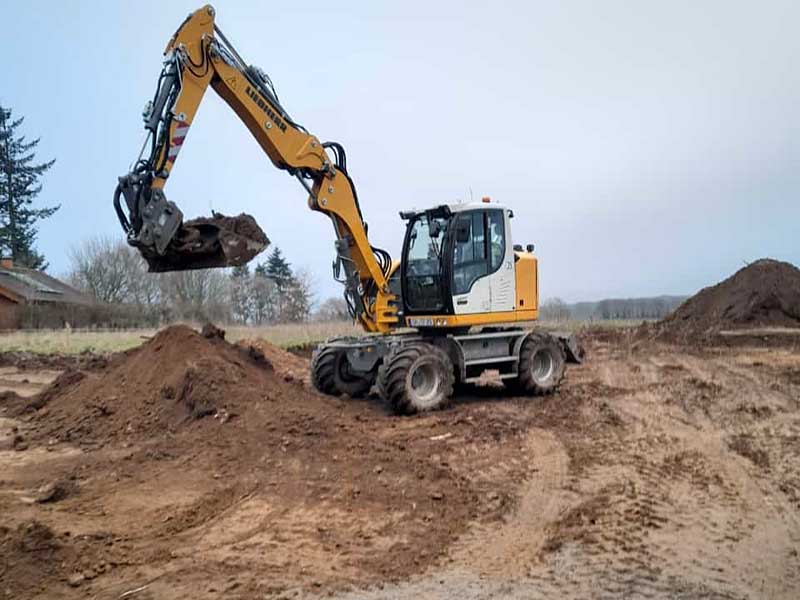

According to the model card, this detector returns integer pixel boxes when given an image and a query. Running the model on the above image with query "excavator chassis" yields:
[311,328,584,415]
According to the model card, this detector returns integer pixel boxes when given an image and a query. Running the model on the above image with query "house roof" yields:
[0,266,95,306]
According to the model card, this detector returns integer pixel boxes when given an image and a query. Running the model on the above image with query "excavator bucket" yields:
[135,212,270,273]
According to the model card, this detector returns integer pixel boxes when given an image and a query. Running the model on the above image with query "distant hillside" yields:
[541,295,688,321]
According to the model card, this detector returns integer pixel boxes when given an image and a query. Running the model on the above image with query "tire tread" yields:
[377,342,454,414]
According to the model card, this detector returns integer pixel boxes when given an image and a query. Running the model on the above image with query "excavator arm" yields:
[114,5,397,332]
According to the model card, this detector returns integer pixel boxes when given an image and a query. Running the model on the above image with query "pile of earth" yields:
[4,324,540,596]
[243,337,312,385]
[648,258,800,342]
[25,324,291,444]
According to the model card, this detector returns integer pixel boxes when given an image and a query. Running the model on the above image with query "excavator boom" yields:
[115,5,397,332]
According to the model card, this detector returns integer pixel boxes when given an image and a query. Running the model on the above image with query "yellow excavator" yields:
[114,5,582,414]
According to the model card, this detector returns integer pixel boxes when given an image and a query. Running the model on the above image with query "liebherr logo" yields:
[246,85,287,132]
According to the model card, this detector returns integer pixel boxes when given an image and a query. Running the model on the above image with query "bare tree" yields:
[68,236,136,304]
[281,267,315,322]
[540,297,572,322]
[250,270,276,325]
[67,234,317,327]
[228,265,252,324]
[158,269,231,322]
[314,297,350,321]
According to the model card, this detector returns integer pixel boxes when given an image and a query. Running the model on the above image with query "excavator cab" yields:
[400,202,522,321]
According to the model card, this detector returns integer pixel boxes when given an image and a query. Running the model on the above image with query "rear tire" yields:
[311,346,373,398]
[377,343,455,415]
[508,332,566,395]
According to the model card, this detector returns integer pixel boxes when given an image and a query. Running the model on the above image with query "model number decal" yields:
[246,85,287,132]
[408,318,434,327]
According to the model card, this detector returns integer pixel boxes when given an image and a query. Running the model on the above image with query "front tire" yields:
[377,343,455,415]
[311,346,373,398]
[508,332,566,395]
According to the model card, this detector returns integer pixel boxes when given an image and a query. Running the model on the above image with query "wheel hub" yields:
[531,349,554,383]
[409,362,442,408]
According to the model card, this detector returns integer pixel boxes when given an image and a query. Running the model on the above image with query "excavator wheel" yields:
[507,332,566,395]
[311,346,373,398]
[377,343,454,415]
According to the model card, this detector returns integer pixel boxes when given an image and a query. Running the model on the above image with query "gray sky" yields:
[3,0,798,302]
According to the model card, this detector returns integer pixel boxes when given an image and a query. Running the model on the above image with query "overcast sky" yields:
[3,0,798,303]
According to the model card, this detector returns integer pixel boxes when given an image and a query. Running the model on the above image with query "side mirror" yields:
[456,223,471,243]
[513,244,523,252]
[526,244,535,253]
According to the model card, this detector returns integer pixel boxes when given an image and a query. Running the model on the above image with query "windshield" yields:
[404,215,448,312]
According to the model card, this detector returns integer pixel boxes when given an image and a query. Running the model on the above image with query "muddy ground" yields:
[1,329,800,599]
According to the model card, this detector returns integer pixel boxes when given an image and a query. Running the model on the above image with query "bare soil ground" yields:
[1,327,800,599]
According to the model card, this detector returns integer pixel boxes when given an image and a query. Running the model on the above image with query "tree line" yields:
[1,103,347,328]
[539,295,686,322]
[66,238,318,326]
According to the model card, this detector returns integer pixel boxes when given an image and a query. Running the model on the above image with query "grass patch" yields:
[538,318,650,332]
[0,321,360,355]
[0,318,640,356]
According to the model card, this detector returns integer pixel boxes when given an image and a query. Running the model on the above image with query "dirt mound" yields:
[5,325,545,597]
[650,259,800,341]
[241,338,311,385]
[28,325,279,444]
[10,369,85,416]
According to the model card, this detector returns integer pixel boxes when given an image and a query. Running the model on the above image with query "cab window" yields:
[452,209,505,296]
[404,215,448,311]
[452,212,487,295]
[488,210,505,270]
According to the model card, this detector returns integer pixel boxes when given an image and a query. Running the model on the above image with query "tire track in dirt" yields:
[445,428,570,578]
[330,341,800,600]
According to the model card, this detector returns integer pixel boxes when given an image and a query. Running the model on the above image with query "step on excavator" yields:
[114,5,583,414]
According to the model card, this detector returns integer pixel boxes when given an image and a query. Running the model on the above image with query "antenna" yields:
[469,187,474,203]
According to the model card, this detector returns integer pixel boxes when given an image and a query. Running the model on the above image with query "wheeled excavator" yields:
[114,5,582,414]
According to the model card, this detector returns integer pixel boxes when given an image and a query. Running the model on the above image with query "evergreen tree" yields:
[0,105,59,269]
[264,247,293,290]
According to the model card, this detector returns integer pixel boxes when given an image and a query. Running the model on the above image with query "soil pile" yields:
[241,338,312,385]
[651,259,800,341]
[28,324,281,444]
[6,325,537,596]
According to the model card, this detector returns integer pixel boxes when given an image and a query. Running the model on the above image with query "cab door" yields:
[487,209,515,312]
[451,211,491,314]
[450,209,514,314]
